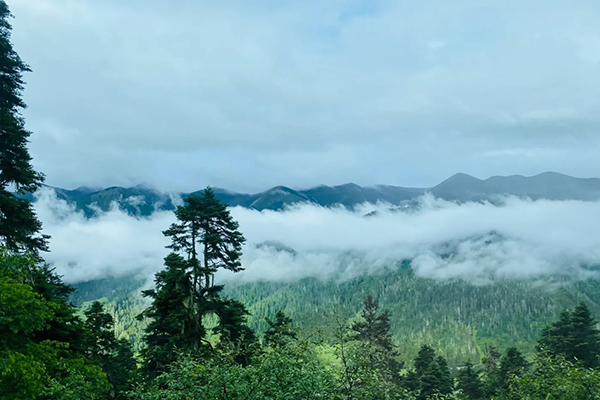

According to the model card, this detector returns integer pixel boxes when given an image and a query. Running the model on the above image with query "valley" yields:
[71,261,600,366]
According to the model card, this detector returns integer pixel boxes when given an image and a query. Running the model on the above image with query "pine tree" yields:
[456,362,483,400]
[213,297,257,365]
[163,187,245,289]
[351,295,402,383]
[84,301,116,361]
[436,355,453,396]
[84,301,136,399]
[264,310,297,348]
[140,189,251,373]
[481,345,502,398]
[498,347,528,391]
[0,0,48,256]
[569,301,600,368]
[138,253,201,376]
[409,345,453,399]
[538,302,600,368]
[538,309,572,358]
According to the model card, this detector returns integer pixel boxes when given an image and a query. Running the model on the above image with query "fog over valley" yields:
[34,186,600,285]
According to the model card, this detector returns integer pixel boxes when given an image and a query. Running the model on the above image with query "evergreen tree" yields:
[138,253,201,376]
[436,355,453,396]
[0,0,48,256]
[84,301,116,361]
[0,250,110,399]
[481,345,502,398]
[163,187,245,289]
[351,295,402,383]
[213,297,257,365]
[498,347,528,392]
[140,189,251,373]
[408,345,453,399]
[456,362,483,400]
[264,310,297,347]
[84,301,137,399]
[538,301,600,368]
[570,301,600,368]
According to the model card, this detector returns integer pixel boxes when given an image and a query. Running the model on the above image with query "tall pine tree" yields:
[140,188,252,374]
[0,0,48,256]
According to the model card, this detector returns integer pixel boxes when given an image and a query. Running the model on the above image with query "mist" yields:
[33,188,600,285]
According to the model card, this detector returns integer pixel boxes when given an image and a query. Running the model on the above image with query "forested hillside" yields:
[72,265,600,365]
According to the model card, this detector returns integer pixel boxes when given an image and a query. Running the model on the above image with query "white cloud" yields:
[34,188,600,285]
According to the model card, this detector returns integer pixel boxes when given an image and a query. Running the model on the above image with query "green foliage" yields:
[138,253,201,375]
[351,295,403,384]
[131,340,337,400]
[503,354,600,399]
[332,316,412,400]
[83,301,137,399]
[538,301,600,368]
[222,265,600,364]
[0,250,111,400]
[455,362,483,400]
[264,310,298,347]
[0,0,48,255]
[407,345,453,399]
[138,188,253,375]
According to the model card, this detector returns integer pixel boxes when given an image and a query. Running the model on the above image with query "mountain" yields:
[33,172,600,216]
[431,172,600,202]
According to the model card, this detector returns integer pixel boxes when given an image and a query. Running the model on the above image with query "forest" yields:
[3,0,600,398]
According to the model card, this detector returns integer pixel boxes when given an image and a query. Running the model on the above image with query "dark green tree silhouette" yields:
[138,253,201,376]
[408,344,453,399]
[498,347,528,391]
[264,310,297,348]
[0,0,48,256]
[140,189,251,374]
[456,362,483,400]
[538,301,600,368]
[163,187,245,289]
[481,345,502,398]
[351,295,402,383]
[84,301,136,399]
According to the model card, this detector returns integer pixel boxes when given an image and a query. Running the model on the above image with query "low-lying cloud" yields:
[33,188,600,285]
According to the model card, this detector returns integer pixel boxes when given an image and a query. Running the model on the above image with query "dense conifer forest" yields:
[3,1,600,398]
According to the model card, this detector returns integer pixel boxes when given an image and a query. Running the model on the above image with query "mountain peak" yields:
[445,173,481,182]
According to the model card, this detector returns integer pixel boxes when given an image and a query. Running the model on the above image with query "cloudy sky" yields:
[9,0,600,193]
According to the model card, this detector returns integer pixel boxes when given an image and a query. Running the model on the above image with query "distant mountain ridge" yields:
[32,172,600,216]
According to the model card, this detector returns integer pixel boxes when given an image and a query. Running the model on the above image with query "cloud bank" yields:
[33,188,600,285]
[10,0,600,191]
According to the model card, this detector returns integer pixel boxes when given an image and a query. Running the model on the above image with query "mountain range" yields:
[32,171,600,216]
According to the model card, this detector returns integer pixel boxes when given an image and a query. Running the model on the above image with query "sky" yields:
[35,188,600,284]
[9,0,600,193]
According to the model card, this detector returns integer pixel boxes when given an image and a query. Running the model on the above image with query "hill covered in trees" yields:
[71,264,600,366]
